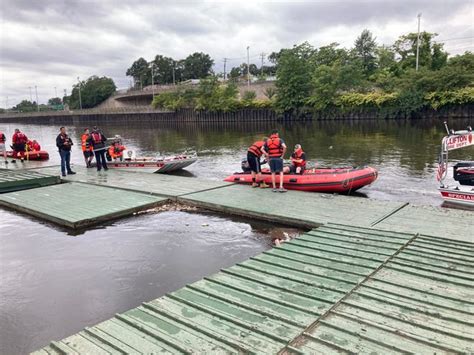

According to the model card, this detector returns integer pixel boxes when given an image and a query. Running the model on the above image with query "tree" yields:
[126,57,150,88]
[48,97,62,105]
[229,66,241,79]
[152,55,176,84]
[69,76,116,109]
[12,100,37,112]
[275,42,315,114]
[393,32,447,70]
[181,52,214,80]
[353,29,377,75]
[313,43,347,66]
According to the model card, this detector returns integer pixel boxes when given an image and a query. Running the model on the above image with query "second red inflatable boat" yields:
[224,166,378,193]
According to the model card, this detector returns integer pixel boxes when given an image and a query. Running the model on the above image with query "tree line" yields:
[151,30,473,117]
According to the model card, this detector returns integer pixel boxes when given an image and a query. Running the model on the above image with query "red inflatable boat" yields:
[224,166,378,193]
[6,150,49,161]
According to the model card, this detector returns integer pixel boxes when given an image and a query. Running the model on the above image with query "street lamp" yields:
[149,63,155,98]
[35,86,39,112]
[247,46,250,87]
[415,13,422,71]
[77,77,83,110]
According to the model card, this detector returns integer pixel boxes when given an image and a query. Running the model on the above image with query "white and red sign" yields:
[444,133,474,151]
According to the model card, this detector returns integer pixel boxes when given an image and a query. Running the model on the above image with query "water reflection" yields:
[1,118,472,205]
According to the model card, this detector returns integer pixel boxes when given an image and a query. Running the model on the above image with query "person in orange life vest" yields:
[247,138,269,188]
[11,129,28,162]
[81,128,94,167]
[88,126,108,171]
[0,130,7,164]
[284,144,307,174]
[108,141,126,161]
[263,129,287,192]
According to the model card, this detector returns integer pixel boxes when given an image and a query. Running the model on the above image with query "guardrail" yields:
[0,107,172,119]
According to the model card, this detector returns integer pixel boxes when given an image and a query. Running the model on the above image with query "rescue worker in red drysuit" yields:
[11,129,28,162]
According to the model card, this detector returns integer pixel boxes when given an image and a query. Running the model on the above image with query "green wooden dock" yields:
[0,170,60,193]
[33,224,474,354]
[0,182,166,229]
[0,165,472,353]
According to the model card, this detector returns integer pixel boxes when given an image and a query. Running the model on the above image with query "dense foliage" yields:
[68,76,116,109]
[273,30,473,117]
[151,78,273,112]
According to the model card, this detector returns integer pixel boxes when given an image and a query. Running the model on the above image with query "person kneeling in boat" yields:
[108,137,126,161]
[284,144,307,174]
[247,138,269,188]
[27,139,41,152]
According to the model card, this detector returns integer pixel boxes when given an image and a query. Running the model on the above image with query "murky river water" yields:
[0,118,472,353]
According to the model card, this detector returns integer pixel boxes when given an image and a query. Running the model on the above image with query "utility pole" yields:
[35,86,39,112]
[415,13,422,71]
[29,86,32,102]
[150,63,155,98]
[77,77,82,110]
[223,58,228,81]
[247,46,250,87]
[172,64,176,85]
[260,52,266,77]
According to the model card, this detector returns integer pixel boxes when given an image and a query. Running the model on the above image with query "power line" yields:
[436,35,474,42]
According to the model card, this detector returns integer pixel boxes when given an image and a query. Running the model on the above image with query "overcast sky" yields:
[1,0,473,107]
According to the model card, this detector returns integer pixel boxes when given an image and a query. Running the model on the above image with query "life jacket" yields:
[248,141,265,157]
[266,134,283,158]
[32,142,41,151]
[0,132,5,143]
[109,144,125,158]
[292,148,306,168]
[14,132,27,144]
[91,132,102,144]
[81,134,92,152]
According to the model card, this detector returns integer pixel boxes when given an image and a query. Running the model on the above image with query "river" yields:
[0,118,472,354]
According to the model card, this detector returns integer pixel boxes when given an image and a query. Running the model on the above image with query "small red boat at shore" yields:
[224,166,378,193]
[6,150,49,161]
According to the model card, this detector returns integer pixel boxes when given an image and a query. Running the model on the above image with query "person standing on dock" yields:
[0,130,8,164]
[56,126,76,177]
[88,126,108,171]
[264,129,287,192]
[81,128,94,167]
[247,138,269,188]
[11,128,28,162]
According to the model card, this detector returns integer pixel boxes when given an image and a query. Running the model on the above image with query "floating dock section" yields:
[0,170,60,193]
[0,182,166,229]
[33,224,474,354]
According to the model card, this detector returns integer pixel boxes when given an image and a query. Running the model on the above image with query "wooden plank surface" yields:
[0,182,167,228]
[0,170,60,193]
[375,204,474,242]
[35,166,232,199]
[179,184,408,228]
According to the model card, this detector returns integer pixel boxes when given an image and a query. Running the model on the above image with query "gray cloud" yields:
[1,0,472,106]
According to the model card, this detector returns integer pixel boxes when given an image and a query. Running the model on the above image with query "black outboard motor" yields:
[453,162,474,186]
[241,158,251,172]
